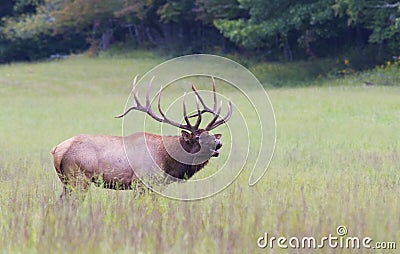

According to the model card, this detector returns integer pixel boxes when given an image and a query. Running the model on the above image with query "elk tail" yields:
[51,145,68,185]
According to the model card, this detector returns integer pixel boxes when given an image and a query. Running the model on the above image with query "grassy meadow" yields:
[0,53,399,253]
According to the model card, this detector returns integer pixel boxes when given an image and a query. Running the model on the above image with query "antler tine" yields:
[182,93,192,128]
[132,75,143,108]
[115,105,136,118]
[190,84,215,116]
[205,101,233,131]
[205,100,222,130]
[157,87,192,131]
[211,76,217,111]
[142,78,164,122]
[188,77,232,130]
[115,75,142,118]
[191,84,207,110]
[193,95,202,129]
[115,76,164,123]
[145,76,155,109]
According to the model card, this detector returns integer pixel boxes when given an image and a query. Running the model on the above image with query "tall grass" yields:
[0,54,399,253]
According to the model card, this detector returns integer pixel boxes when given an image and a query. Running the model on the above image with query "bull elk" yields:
[51,77,232,198]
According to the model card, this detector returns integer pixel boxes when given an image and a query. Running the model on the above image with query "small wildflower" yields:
[386,61,391,66]
[344,59,349,65]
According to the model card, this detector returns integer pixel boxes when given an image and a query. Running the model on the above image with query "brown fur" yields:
[51,131,221,198]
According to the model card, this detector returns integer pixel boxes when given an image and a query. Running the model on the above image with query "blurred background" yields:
[1,0,400,69]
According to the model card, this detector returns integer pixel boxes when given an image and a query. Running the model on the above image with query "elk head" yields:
[115,76,232,165]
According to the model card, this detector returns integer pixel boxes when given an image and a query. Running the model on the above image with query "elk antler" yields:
[189,77,233,131]
[116,76,232,133]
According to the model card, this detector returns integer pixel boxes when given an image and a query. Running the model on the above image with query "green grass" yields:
[248,59,337,87]
[0,54,399,253]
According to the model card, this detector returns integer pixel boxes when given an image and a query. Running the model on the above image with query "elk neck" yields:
[160,134,209,180]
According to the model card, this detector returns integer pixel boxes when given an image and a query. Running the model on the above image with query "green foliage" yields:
[215,0,338,48]
[13,0,43,14]
[214,19,265,49]
[194,0,243,24]
[1,12,51,40]
[1,0,400,64]
[214,0,400,60]
[157,0,186,23]
[0,0,15,24]
[49,0,122,29]
[0,33,87,62]
[114,0,153,21]
[333,0,400,45]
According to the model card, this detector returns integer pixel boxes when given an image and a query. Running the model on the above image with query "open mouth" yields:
[210,149,220,157]
[211,142,222,157]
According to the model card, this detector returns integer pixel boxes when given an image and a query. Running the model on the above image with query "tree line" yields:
[1,0,400,64]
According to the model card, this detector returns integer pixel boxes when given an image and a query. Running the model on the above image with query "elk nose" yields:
[216,140,222,150]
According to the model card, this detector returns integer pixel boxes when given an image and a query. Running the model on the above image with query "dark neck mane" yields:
[167,160,209,180]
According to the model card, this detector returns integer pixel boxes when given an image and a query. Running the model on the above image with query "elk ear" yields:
[215,134,222,139]
[181,130,191,142]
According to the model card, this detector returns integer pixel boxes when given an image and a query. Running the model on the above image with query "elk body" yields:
[51,77,232,198]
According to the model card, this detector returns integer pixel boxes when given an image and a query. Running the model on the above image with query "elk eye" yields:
[195,136,200,141]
